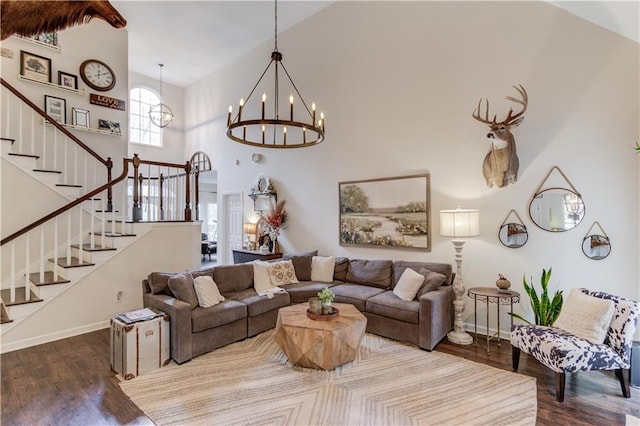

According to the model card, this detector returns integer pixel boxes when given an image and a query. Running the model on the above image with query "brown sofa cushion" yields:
[168,272,198,310]
[366,291,420,323]
[346,259,393,289]
[225,288,290,317]
[283,250,318,281]
[333,257,349,281]
[191,300,247,332]
[331,283,387,311]
[392,261,453,287]
[417,268,448,298]
[213,264,254,293]
[281,281,338,304]
[147,272,176,296]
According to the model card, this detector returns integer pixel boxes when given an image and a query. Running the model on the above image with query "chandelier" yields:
[149,63,174,128]
[226,0,325,148]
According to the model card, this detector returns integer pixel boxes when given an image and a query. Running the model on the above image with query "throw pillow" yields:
[167,272,199,310]
[416,268,448,298]
[311,256,336,282]
[554,288,615,344]
[193,275,225,308]
[253,261,274,296]
[283,251,317,281]
[346,259,393,289]
[393,268,426,301]
[268,260,300,286]
[147,272,175,296]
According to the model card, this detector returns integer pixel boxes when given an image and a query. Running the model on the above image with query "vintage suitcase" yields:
[110,314,170,380]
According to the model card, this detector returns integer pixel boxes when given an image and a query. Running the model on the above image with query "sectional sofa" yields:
[142,254,454,364]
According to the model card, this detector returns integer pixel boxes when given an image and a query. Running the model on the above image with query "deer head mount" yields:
[472,84,528,188]
[0,0,126,41]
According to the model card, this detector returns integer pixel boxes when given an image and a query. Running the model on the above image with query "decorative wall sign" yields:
[90,93,126,111]
[339,174,431,251]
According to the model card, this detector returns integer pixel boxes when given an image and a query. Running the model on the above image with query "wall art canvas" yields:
[20,50,51,83]
[339,174,431,251]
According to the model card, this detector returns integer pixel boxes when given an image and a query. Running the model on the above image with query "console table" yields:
[467,287,520,353]
[232,249,282,264]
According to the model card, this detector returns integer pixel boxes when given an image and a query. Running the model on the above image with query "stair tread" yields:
[1,288,43,306]
[33,168,62,174]
[55,183,82,188]
[1,137,16,143]
[92,232,136,237]
[8,152,39,159]
[49,257,95,268]
[1,304,13,324]
[70,244,117,252]
[28,272,71,286]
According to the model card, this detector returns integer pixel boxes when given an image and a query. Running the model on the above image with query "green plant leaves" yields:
[510,267,563,326]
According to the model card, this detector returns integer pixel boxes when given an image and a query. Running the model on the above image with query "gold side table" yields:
[467,287,520,354]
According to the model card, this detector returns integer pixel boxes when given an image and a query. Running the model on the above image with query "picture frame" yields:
[58,71,78,90]
[98,119,122,135]
[33,32,58,47]
[44,95,66,124]
[20,50,52,83]
[339,174,431,251]
[72,107,90,128]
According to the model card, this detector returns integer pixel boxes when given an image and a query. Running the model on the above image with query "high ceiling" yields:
[113,1,639,88]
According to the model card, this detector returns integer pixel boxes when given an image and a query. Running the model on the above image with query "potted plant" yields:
[509,267,563,326]
[317,288,335,315]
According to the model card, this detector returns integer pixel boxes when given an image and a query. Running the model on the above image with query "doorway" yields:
[220,191,243,265]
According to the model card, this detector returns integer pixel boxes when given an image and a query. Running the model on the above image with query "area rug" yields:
[119,331,537,425]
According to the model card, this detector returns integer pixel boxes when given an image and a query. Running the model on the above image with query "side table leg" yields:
[497,302,501,346]
[474,297,478,346]
[485,299,490,354]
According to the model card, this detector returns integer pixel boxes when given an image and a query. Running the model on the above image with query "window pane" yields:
[130,87,162,146]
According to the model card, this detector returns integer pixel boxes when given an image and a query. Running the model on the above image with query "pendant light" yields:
[149,63,174,128]
[226,0,325,148]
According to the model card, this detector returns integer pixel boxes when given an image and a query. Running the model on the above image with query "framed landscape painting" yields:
[339,174,431,251]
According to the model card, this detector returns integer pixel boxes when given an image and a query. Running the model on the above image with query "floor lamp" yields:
[440,208,480,345]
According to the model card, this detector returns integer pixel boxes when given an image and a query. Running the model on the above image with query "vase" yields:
[308,297,322,315]
[269,231,279,253]
[322,301,332,315]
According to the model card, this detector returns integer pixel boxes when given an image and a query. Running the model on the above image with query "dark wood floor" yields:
[1,329,638,426]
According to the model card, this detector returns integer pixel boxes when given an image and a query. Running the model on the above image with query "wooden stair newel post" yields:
[106,157,113,212]
[159,173,165,221]
[132,154,142,222]
[184,161,192,221]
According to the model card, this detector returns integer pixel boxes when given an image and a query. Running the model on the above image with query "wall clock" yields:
[79,59,116,92]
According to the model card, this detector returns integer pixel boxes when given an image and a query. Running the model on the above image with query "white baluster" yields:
[30,109,35,154]
[18,103,23,152]
[10,242,16,303]
[90,197,95,249]
[5,89,11,137]
[78,204,83,264]
[66,210,72,264]
[53,131,58,171]
[41,120,47,169]
[25,231,30,301]
[39,226,45,282]
[54,216,59,279]
[63,135,68,184]
[73,144,78,185]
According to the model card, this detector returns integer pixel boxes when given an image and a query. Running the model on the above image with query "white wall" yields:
[184,2,639,335]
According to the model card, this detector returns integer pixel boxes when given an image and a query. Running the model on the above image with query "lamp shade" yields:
[243,223,257,234]
[440,209,480,238]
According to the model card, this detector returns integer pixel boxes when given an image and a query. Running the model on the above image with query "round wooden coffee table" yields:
[273,302,367,370]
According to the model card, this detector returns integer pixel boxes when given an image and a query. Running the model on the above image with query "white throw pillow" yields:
[253,261,274,296]
[393,268,426,301]
[268,260,299,286]
[193,275,225,308]
[554,288,615,344]
[311,256,336,282]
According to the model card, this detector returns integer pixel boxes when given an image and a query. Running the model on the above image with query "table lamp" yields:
[440,208,480,345]
[243,222,257,250]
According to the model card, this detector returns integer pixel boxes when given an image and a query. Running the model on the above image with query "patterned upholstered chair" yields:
[511,288,639,402]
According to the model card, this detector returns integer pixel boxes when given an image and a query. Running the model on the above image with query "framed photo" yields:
[44,95,66,124]
[33,32,59,47]
[20,50,52,83]
[98,119,122,135]
[339,174,431,251]
[72,108,90,128]
[58,71,78,90]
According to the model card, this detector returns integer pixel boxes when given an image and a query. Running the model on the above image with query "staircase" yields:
[0,78,197,340]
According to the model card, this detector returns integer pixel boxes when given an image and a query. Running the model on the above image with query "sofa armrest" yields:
[418,285,454,350]
[143,293,193,364]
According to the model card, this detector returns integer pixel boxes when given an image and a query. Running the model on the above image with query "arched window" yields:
[129,87,162,146]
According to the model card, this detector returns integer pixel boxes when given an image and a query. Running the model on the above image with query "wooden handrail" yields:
[1,78,108,166]
[1,158,130,246]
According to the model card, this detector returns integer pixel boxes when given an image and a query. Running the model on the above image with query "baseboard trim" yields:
[0,320,110,354]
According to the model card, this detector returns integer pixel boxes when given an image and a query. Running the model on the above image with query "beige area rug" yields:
[119,331,537,425]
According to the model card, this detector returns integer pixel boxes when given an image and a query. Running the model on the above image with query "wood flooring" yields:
[1,329,638,425]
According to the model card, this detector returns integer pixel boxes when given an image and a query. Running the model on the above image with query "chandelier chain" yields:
[274,0,278,52]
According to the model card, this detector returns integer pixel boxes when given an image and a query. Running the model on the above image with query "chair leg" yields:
[555,372,565,402]
[616,368,631,398]
[512,346,521,371]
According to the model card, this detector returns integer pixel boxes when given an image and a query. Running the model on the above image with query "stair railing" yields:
[1,78,114,210]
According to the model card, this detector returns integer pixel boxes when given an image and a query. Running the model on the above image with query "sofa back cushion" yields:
[213,264,254,293]
[346,259,393,289]
[147,272,177,296]
[282,250,318,281]
[392,261,453,288]
[334,257,349,281]
[168,272,198,310]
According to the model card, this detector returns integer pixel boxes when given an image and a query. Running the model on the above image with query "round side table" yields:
[467,287,520,354]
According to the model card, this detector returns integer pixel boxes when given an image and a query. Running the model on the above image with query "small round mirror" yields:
[582,235,611,260]
[498,223,528,248]
[529,188,585,232]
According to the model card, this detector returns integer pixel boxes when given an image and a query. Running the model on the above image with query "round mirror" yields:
[529,188,585,232]
[582,235,611,260]
[498,223,528,248]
